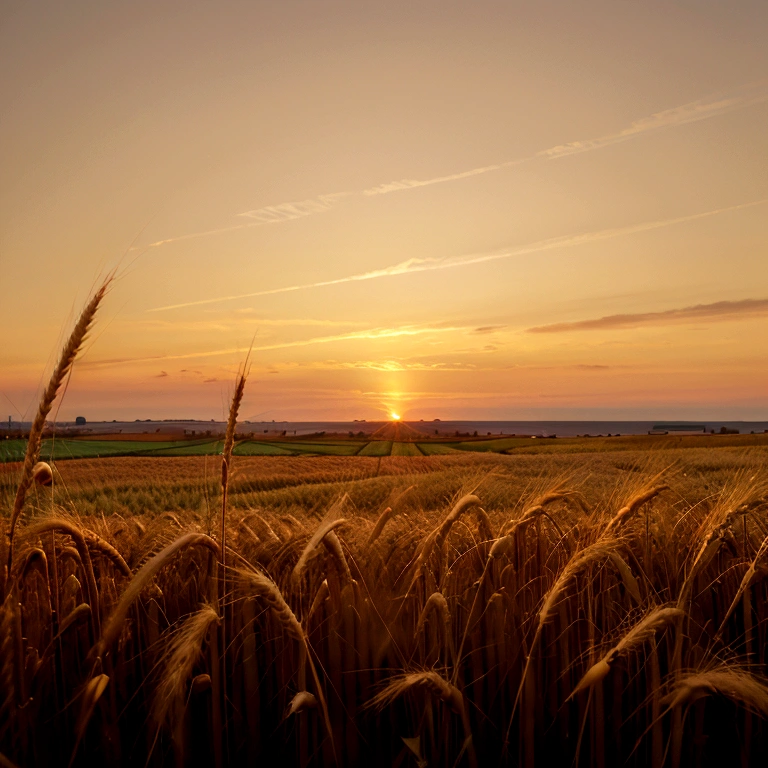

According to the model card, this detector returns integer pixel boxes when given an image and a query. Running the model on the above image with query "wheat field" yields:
[2,281,768,767]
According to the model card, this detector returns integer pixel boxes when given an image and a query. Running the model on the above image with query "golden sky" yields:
[1,1,767,421]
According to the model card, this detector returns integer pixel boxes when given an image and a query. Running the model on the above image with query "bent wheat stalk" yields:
[604,484,669,535]
[663,666,768,716]
[367,485,415,547]
[369,671,477,768]
[291,518,348,586]
[95,533,220,657]
[152,604,220,731]
[571,606,682,697]
[239,568,337,763]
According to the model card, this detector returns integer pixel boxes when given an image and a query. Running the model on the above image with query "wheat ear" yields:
[571,606,682,697]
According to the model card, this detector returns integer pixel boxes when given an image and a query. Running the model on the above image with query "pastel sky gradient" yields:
[1,1,767,421]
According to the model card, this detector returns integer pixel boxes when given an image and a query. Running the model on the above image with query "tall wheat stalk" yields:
[5,276,112,594]
[216,363,247,766]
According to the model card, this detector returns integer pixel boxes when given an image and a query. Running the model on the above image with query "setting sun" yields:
[390,412,401,421]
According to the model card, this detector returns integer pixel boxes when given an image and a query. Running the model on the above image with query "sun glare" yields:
[390,412,401,421]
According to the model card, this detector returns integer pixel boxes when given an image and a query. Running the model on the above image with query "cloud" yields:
[154,370,168,378]
[127,316,367,332]
[147,198,767,312]
[472,325,506,334]
[79,355,166,369]
[203,378,218,383]
[527,298,768,333]
[362,160,524,196]
[336,360,480,372]
[81,324,468,370]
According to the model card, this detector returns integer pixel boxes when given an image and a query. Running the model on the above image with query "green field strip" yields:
[1,439,27,462]
[416,443,463,455]
[391,442,423,456]
[1,438,219,462]
[145,440,224,456]
[357,441,392,456]
[233,441,294,456]
[266,442,362,456]
[46,439,184,459]
[451,437,535,452]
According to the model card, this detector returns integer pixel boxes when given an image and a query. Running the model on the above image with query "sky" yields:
[1,1,767,422]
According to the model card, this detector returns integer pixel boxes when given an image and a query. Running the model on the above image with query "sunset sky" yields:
[1,1,767,422]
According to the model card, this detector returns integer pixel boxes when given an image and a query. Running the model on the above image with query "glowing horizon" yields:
[1,3,766,422]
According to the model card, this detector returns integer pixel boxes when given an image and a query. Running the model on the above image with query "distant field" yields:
[390,441,423,456]
[148,440,224,456]
[357,440,392,456]
[3,431,767,463]
[233,440,294,456]
[451,436,535,452]
[274,441,362,456]
[417,442,462,455]
[0,438,200,462]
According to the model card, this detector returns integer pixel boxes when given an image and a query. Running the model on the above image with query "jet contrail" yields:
[147,198,767,312]
[363,82,768,193]
[81,324,467,368]
[137,82,768,250]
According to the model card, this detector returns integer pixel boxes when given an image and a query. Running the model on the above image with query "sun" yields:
[390,411,401,421]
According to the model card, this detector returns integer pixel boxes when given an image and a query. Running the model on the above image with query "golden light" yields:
[390,412,401,421]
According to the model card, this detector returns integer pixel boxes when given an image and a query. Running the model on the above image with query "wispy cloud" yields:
[362,159,525,196]
[126,316,367,332]
[323,359,481,372]
[139,82,767,249]
[528,298,768,333]
[147,198,767,312]
[81,324,467,370]
[141,193,351,248]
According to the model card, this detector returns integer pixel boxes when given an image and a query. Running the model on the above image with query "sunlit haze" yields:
[1,2,767,422]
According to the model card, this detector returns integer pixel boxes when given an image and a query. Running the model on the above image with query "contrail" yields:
[138,82,768,249]
[147,198,767,312]
[364,81,768,194]
[141,193,351,248]
[81,324,466,368]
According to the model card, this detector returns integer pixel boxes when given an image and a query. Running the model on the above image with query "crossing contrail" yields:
[147,198,767,312]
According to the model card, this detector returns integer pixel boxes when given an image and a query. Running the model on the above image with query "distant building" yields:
[75,416,86,426]
[648,424,705,435]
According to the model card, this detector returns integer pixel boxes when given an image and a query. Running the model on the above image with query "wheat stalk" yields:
[6,276,111,587]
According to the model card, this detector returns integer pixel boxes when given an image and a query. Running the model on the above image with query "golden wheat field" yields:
[3,281,768,768]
